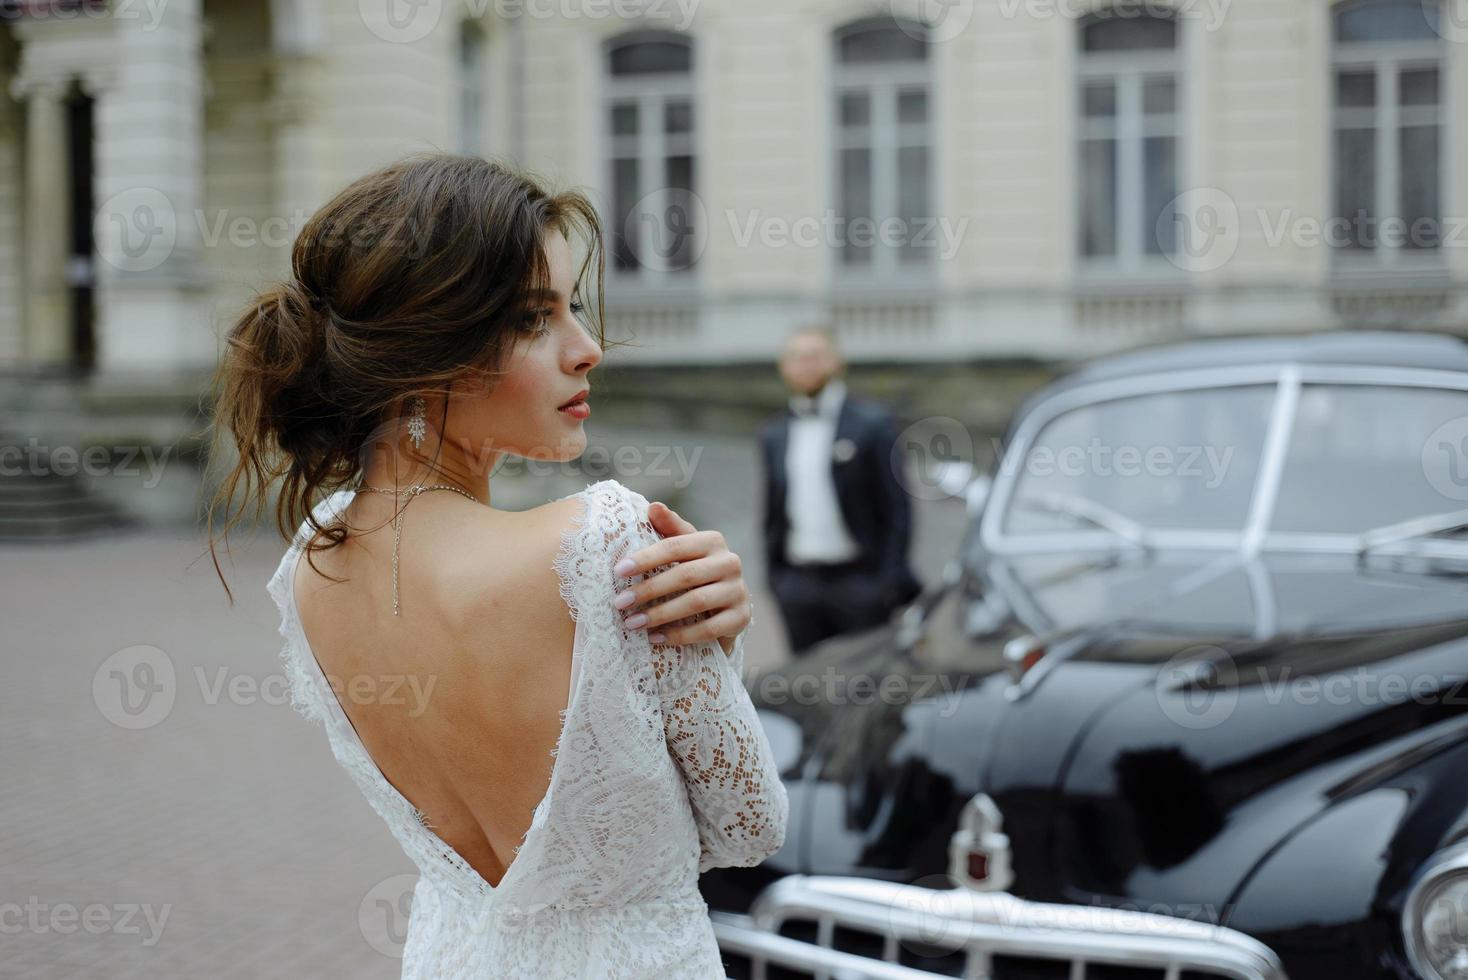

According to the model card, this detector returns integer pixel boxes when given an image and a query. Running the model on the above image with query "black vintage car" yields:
[703,331,1468,980]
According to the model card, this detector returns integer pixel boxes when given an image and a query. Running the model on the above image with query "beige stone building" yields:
[2,0,1466,384]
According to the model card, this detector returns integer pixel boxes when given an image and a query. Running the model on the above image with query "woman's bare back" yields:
[291,493,586,887]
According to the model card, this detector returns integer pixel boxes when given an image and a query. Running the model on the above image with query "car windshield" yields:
[1001,384,1275,536]
[1272,384,1468,535]
[999,379,1468,542]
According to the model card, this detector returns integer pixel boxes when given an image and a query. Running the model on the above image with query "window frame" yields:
[830,17,936,286]
[1329,0,1448,270]
[602,30,699,286]
[1073,11,1184,278]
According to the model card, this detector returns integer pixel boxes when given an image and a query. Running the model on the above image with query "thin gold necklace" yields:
[353,482,484,616]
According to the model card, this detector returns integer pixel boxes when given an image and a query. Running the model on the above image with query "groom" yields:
[757,325,923,656]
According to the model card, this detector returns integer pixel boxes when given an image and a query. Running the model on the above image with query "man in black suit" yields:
[757,325,923,655]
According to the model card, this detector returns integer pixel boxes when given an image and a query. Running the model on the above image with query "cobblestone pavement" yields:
[1,425,970,978]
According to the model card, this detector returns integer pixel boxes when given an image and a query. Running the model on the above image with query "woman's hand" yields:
[611,501,752,655]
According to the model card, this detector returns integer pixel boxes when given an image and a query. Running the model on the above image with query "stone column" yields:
[0,76,26,367]
[90,0,212,379]
[265,51,332,264]
[11,77,73,370]
[266,0,331,269]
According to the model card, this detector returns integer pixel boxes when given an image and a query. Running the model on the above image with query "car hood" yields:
[738,552,1468,915]
[1049,614,1468,907]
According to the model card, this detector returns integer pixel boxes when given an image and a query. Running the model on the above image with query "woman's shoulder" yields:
[440,481,660,636]
[538,479,654,537]
[441,480,651,614]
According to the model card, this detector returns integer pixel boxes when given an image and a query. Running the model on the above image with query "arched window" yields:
[1076,9,1180,267]
[604,32,697,278]
[458,20,487,156]
[832,18,933,275]
[1331,0,1444,259]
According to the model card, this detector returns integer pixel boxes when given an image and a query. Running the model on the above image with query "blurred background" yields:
[2,0,1466,976]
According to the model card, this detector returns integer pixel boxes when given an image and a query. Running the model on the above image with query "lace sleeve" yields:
[612,485,789,872]
[659,622,786,872]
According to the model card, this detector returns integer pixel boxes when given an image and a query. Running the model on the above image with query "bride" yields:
[205,153,788,978]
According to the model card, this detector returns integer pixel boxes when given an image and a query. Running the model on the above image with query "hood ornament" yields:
[949,793,1014,892]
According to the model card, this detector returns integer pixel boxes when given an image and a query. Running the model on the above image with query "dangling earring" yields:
[406,395,427,450]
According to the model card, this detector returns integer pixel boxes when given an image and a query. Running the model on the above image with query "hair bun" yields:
[288,279,329,318]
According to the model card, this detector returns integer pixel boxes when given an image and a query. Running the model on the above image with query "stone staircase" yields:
[0,370,158,543]
[0,426,142,542]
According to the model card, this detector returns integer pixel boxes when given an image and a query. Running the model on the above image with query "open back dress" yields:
[265,478,789,978]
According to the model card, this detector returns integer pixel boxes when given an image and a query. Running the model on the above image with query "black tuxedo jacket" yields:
[757,393,923,609]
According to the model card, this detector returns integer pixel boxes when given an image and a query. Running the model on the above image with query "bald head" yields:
[778,326,843,396]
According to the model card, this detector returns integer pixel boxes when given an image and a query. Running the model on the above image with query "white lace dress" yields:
[265,478,789,979]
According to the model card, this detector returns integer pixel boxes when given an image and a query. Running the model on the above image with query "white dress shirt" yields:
[784,377,862,565]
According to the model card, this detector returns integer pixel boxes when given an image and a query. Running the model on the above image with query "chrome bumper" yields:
[710,875,1288,980]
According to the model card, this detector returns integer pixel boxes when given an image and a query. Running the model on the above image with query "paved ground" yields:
[0,425,970,978]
